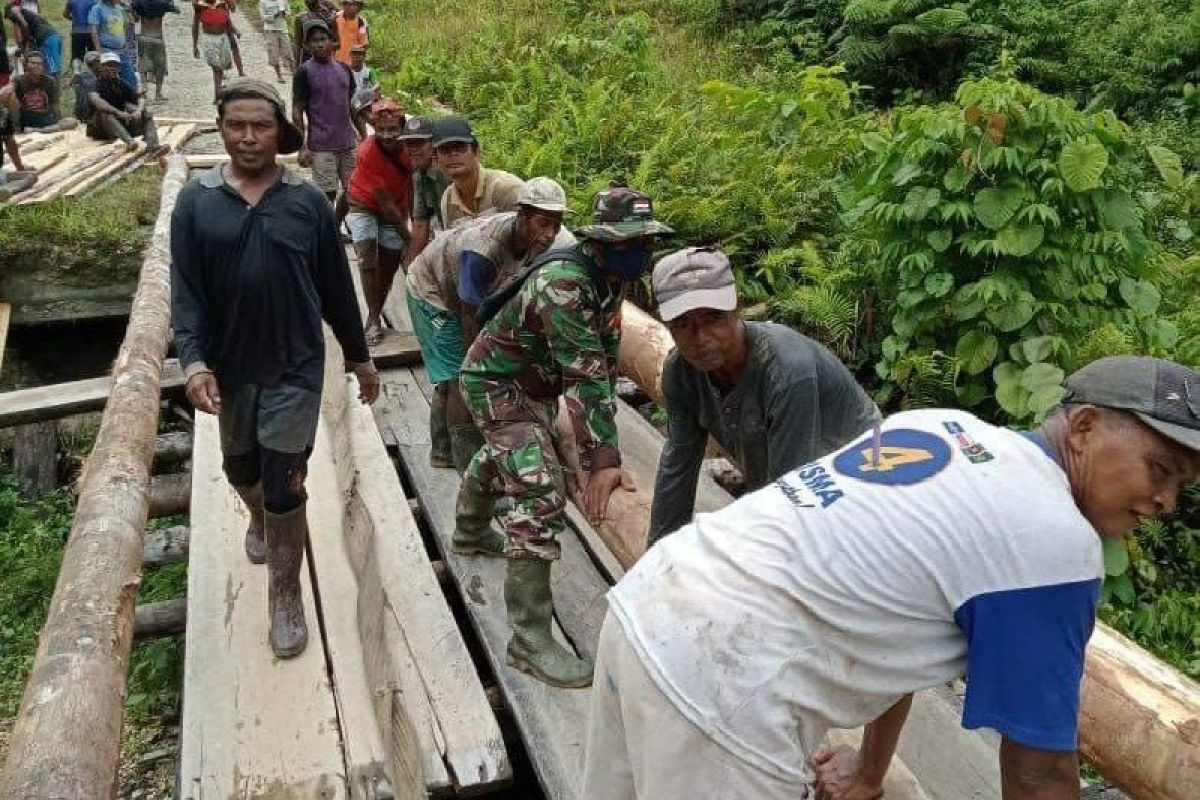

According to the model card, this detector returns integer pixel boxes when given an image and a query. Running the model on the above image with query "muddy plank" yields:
[0,360,186,428]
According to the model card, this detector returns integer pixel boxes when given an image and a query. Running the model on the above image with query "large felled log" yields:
[13,421,57,497]
[610,299,1200,800]
[142,525,189,567]
[0,156,189,800]
[132,598,187,641]
[148,473,191,518]
[152,431,193,469]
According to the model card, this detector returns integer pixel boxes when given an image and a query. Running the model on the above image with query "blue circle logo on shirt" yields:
[833,428,952,486]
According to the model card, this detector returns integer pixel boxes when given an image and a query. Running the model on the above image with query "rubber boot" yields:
[450,423,486,475]
[265,504,309,658]
[452,470,506,557]
[234,483,266,564]
[429,383,453,468]
[505,558,594,688]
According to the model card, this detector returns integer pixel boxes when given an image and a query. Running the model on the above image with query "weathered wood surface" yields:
[148,472,190,518]
[152,431,193,468]
[376,366,605,800]
[616,301,673,404]
[12,421,57,497]
[0,360,186,428]
[325,356,511,794]
[0,156,189,800]
[132,598,187,641]
[179,413,348,799]
[142,525,189,567]
[368,330,423,368]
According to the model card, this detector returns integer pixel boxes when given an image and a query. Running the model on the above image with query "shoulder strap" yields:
[475,247,592,327]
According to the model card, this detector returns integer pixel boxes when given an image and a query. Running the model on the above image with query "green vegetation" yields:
[370,0,1197,673]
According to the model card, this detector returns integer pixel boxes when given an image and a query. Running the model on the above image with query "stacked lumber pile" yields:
[1,121,201,207]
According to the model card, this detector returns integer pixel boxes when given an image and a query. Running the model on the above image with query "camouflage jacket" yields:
[461,245,623,473]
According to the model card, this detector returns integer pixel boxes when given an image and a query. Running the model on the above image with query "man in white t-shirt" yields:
[581,355,1200,800]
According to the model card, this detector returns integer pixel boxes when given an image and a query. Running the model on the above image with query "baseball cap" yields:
[519,177,569,214]
[84,51,102,65]
[399,115,434,140]
[351,85,381,116]
[217,78,305,155]
[431,115,476,148]
[1064,356,1200,451]
[99,52,121,65]
[303,18,332,39]
[575,186,674,242]
[653,247,737,322]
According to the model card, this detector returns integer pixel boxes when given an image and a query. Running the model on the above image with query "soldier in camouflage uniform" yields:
[454,187,673,688]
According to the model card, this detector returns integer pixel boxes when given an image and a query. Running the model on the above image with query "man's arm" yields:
[810,694,913,799]
[191,4,199,53]
[4,135,25,172]
[648,357,707,544]
[88,90,127,117]
[311,190,371,366]
[456,249,496,348]
[1000,739,1079,800]
[168,190,214,380]
[291,67,308,139]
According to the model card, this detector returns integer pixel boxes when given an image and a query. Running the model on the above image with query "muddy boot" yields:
[234,483,266,564]
[265,504,309,658]
[505,558,593,688]
[450,423,486,475]
[452,469,506,557]
[429,383,453,468]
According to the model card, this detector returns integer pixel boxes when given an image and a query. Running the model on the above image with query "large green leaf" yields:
[924,271,954,297]
[1020,335,1056,364]
[1147,145,1184,189]
[1094,190,1139,231]
[952,283,985,321]
[926,229,953,253]
[993,224,1045,257]
[904,186,942,221]
[994,379,1030,419]
[1021,362,1065,391]
[973,187,1024,230]
[1059,136,1108,192]
[1102,538,1130,577]
[892,163,924,186]
[955,330,998,375]
[1118,277,1161,314]
[943,164,971,193]
[985,291,1035,332]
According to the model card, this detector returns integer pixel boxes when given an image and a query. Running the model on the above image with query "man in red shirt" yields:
[346,98,412,344]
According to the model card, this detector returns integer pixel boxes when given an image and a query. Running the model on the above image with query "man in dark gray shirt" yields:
[648,247,879,543]
[171,79,378,659]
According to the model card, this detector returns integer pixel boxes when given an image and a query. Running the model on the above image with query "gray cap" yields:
[399,115,434,140]
[1064,356,1200,451]
[519,177,569,213]
[653,247,737,322]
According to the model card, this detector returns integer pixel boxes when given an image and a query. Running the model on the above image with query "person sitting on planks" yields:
[72,50,101,123]
[399,114,450,263]
[170,78,378,659]
[646,246,880,544]
[580,355,1200,800]
[13,51,63,131]
[86,52,164,153]
[88,0,136,87]
[455,186,672,689]
[345,97,413,346]
[406,177,576,473]
[431,115,524,230]
[0,88,38,201]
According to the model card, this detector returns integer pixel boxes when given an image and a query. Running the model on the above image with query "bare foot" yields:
[365,322,385,347]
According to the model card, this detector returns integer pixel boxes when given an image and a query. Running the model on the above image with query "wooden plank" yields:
[0,302,9,374]
[376,367,604,800]
[305,419,397,799]
[179,413,348,799]
[323,367,510,794]
[368,330,423,368]
[0,360,186,428]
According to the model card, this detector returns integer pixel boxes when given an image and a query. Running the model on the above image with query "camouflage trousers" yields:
[460,372,567,561]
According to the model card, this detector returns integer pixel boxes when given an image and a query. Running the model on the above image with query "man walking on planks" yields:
[455,186,672,688]
[647,246,879,543]
[170,79,379,658]
[581,356,1200,800]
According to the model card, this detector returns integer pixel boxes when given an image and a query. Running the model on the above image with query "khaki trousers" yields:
[580,613,812,800]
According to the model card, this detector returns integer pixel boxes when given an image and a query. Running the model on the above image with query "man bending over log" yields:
[581,356,1200,800]
[170,78,379,658]
[647,246,879,543]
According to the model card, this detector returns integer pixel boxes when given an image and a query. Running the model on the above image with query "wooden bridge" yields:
[0,157,1197,800]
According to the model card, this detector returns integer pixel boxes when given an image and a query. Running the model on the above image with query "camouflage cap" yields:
[575,186,673,242]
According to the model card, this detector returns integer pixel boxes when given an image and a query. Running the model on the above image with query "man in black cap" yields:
[431,115,523,229]
[647,246,879,543]
[399,114,451,264]
[171,78,379,659]
[581,355,1199,800]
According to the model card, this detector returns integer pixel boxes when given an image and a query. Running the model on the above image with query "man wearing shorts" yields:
[171,78,378,659]
[64,0,98,72]
[258,0,292,82]
[293,20,357,211]
[192,0,236,103]
[132,0,179,102]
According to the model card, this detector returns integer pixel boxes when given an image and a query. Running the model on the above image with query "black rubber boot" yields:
[265,504,308,658]
[452,469,506,558]
[505,558,593,688]
[234,483,266,564]
[429,383,453,468]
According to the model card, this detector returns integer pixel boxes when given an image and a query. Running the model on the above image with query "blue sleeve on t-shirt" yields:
[954,579,1100,751]
[458,250,498,308]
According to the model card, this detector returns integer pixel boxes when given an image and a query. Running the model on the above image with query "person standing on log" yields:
[581,356,1200,800]
[647,247,879,544]
[406,177,577,473]
[432,115,523,230]
[454,187,672,688]
[170,79,379,659]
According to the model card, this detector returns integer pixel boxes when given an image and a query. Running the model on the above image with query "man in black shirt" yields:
[87,52,162,152]
[171,78,379,658]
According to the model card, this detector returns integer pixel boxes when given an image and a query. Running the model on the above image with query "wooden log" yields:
[0,155,189,800]
[142,525,189,567]
[153,431,193,468]
[0,361,186,428]
[0,301,9,373]
[132,598,186,641]
[616,301,673,404]
[12,421,58,497]
[148,473,190,519]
